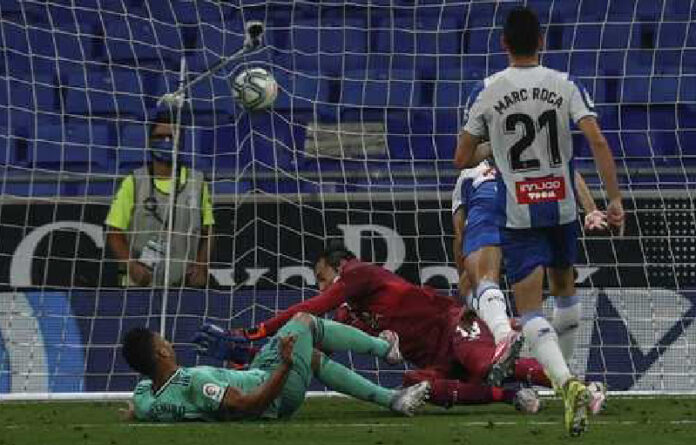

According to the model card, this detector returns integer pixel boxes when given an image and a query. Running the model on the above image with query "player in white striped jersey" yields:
[454,7,624,437]
[451,160,608,412]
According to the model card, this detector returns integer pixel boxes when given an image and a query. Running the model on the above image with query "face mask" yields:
[149,137,174,163]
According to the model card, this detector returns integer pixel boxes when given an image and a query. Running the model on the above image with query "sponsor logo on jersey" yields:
[515,176,566,204]
[203,383,223,402]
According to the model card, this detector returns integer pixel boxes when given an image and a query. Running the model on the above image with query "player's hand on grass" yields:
[584,209,608,231]
[607,198,625,236]
[118,401,135,421]
[279,335,297,365]
[128,260,152,286]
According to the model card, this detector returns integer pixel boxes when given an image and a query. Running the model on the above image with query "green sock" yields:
[314,318,390,358]
[316,354,395,408]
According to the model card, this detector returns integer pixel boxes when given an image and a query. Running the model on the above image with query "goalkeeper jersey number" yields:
[462,65,597,229]
[132,366,268,422]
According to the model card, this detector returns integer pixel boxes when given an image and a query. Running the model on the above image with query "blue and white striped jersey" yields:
[462,65,597,228]
[451,160,497,218]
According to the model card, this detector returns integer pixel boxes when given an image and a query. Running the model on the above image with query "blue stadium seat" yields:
[654,50,681,75]
[680,76,696,102]
[550,0,580,23]
[293,24,319,54]
[47,3,78,34]
[621,132,651,157]
[678,104,696,128]
[598,51,625,76]
[545,24,574,51]
[27,27,56,58]
[621,105,648,130]
[651,77,679,103]
[1,19,28,53]
[579,0,609,22]
[597,105,619,130]
[574,25,602,50]
[433,81,462,108]
[602,24,631,50]
[658,22,687,49]
[8,79,33,110]
[625,50,654,75]
[683,50,696,75]
[678,131,696,153]
[468,1,495,28]
[650,131,678,156]
[571,52,597,76]
[5,53,31,77]
[543,52,570,72]
[636,0,663,22]
[608,0,637,22]
[650,105,677,130]
[54,33,85,61]
[466,29,489,55]
[152,21,183,50]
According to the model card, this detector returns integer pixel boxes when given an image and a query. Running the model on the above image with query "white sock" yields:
[522,312,572,387]
[475,281,512,344]
[552,295,581,363]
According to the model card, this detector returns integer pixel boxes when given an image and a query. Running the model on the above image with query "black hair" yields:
[121,327,158,377]
[316,240,356,270]
[149,110,175,138]
[503,7,542,57]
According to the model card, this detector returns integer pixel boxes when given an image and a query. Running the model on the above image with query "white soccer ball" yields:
[231,67,278,111]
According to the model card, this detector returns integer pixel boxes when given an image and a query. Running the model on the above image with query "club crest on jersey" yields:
[515,176,566,204]
[203,383,223,402]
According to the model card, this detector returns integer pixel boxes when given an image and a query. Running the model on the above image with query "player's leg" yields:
[548,266,580,362]
[514,357,552,387]
[403,369,540,414]
[312,350,429,415]
[503,227,589,435]
[311,317,400,362]
[548,229,606,415]
[463,222,522,378]
[465,245,512,344]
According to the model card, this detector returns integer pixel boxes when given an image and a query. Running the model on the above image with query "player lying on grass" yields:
[120,312,430,422]
[194,243,551,413]
[454,6,624,436]
[451,155,608,416]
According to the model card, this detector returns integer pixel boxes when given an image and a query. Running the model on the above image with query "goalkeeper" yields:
[195,242,552,412]
[121,313,429,422]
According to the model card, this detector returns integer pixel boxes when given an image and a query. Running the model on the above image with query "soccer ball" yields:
[231,67,278,111]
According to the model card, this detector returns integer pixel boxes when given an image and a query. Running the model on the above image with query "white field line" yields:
[3,419,696,430]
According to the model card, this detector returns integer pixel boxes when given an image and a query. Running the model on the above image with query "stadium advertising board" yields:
[0,200,694,393]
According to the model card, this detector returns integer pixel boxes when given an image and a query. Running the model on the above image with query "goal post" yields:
[0,0,694,400]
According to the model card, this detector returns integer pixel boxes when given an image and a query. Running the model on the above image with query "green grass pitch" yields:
[1,397,695,445]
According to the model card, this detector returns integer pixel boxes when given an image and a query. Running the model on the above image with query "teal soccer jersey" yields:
[133,366,269,421]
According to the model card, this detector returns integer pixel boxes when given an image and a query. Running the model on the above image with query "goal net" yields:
[0,0,694,399]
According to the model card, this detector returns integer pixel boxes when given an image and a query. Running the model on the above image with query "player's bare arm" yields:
[220,335,295,416]
[454,133,488,169]
[577,116,624,231]
[574,171,608,231]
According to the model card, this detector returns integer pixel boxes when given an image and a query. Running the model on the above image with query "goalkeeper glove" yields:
[229,324,268,341]
[192,323,259,363]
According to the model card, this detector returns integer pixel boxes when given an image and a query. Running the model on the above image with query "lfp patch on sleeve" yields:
[203,383,224,403]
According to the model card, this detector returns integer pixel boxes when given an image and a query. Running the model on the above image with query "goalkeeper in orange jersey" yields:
[195,242,552,413]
